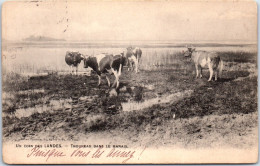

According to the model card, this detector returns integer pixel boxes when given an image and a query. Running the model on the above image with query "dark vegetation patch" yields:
[218,51,257,63]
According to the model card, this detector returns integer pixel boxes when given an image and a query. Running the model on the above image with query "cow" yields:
[184,47,223,81]
[65,51,85,74]
[122,47,142,73]
[83,53,127,89]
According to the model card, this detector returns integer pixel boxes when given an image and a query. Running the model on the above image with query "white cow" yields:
[184,48,223,81]
[122,47,142,73]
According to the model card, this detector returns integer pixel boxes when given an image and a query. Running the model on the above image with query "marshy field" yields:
[2,41,258,149]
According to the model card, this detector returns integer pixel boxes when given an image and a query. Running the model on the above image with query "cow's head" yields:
[122,55,129,66]
[126,46,133,51]
[120,52,129,66]
[66,51,71,56]
[71,52,83,64]
[83,56,89,68]
[184,47,195,57]
[79,53,85,60]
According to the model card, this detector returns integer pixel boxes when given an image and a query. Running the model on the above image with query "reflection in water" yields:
[18,89,45,95]
[6,95,96,119]
[14,99,73,119]
[121,90,193,112]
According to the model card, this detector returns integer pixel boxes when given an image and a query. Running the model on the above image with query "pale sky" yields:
[2,0,257,42]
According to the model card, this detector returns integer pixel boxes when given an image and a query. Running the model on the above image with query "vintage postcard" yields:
[2,0,258,164]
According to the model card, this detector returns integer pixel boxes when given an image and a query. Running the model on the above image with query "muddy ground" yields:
[2,55,258,148]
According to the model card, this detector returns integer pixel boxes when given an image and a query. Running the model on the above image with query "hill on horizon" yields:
[23,35,66,42]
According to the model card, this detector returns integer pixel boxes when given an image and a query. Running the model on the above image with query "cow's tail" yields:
[218,59,223,78]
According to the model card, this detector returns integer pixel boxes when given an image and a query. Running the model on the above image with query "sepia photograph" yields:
[2,0,258,164]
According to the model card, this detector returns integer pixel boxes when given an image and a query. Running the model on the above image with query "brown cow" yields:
[65,51,84,74]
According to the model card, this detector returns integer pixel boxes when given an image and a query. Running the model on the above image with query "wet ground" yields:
[2,59,258,148]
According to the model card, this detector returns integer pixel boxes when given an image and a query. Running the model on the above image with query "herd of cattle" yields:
[65,47,223,89]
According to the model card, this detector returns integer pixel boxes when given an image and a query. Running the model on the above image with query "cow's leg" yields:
[112,74,118,88]
[128,59,133,71]
[197,66,202,78]
[97,75,101,86]
[105,74,111,87]
[132,56,138,73]
[137,55,141,71]
[127,58,132,71]
[118,64,122,76]
[116,71,120,89]
[70,66,73,74]
[73,67,76,75]
[135,59,139,73]
[111,68,120,89]
[115,74,119,89]
[76,65,78,75]
[200,67,203,78]
[208,63,214,81]
[214,69,218,81]
[116,64,122,88]
[111,70,117,88]
[195,64,199,78]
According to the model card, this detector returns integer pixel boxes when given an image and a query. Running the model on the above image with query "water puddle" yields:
[18,89,45,95]
[79,95,97,102]
[234,73,257,82]
[121,90,193,112]
[13,99,73,119]
[230,63,257,82]
[4,95,97,119]
[19,71,92,78]
[58,71,91,76]
[20,73,49,78]
[49,99,73,110]
[14,105,55,119]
